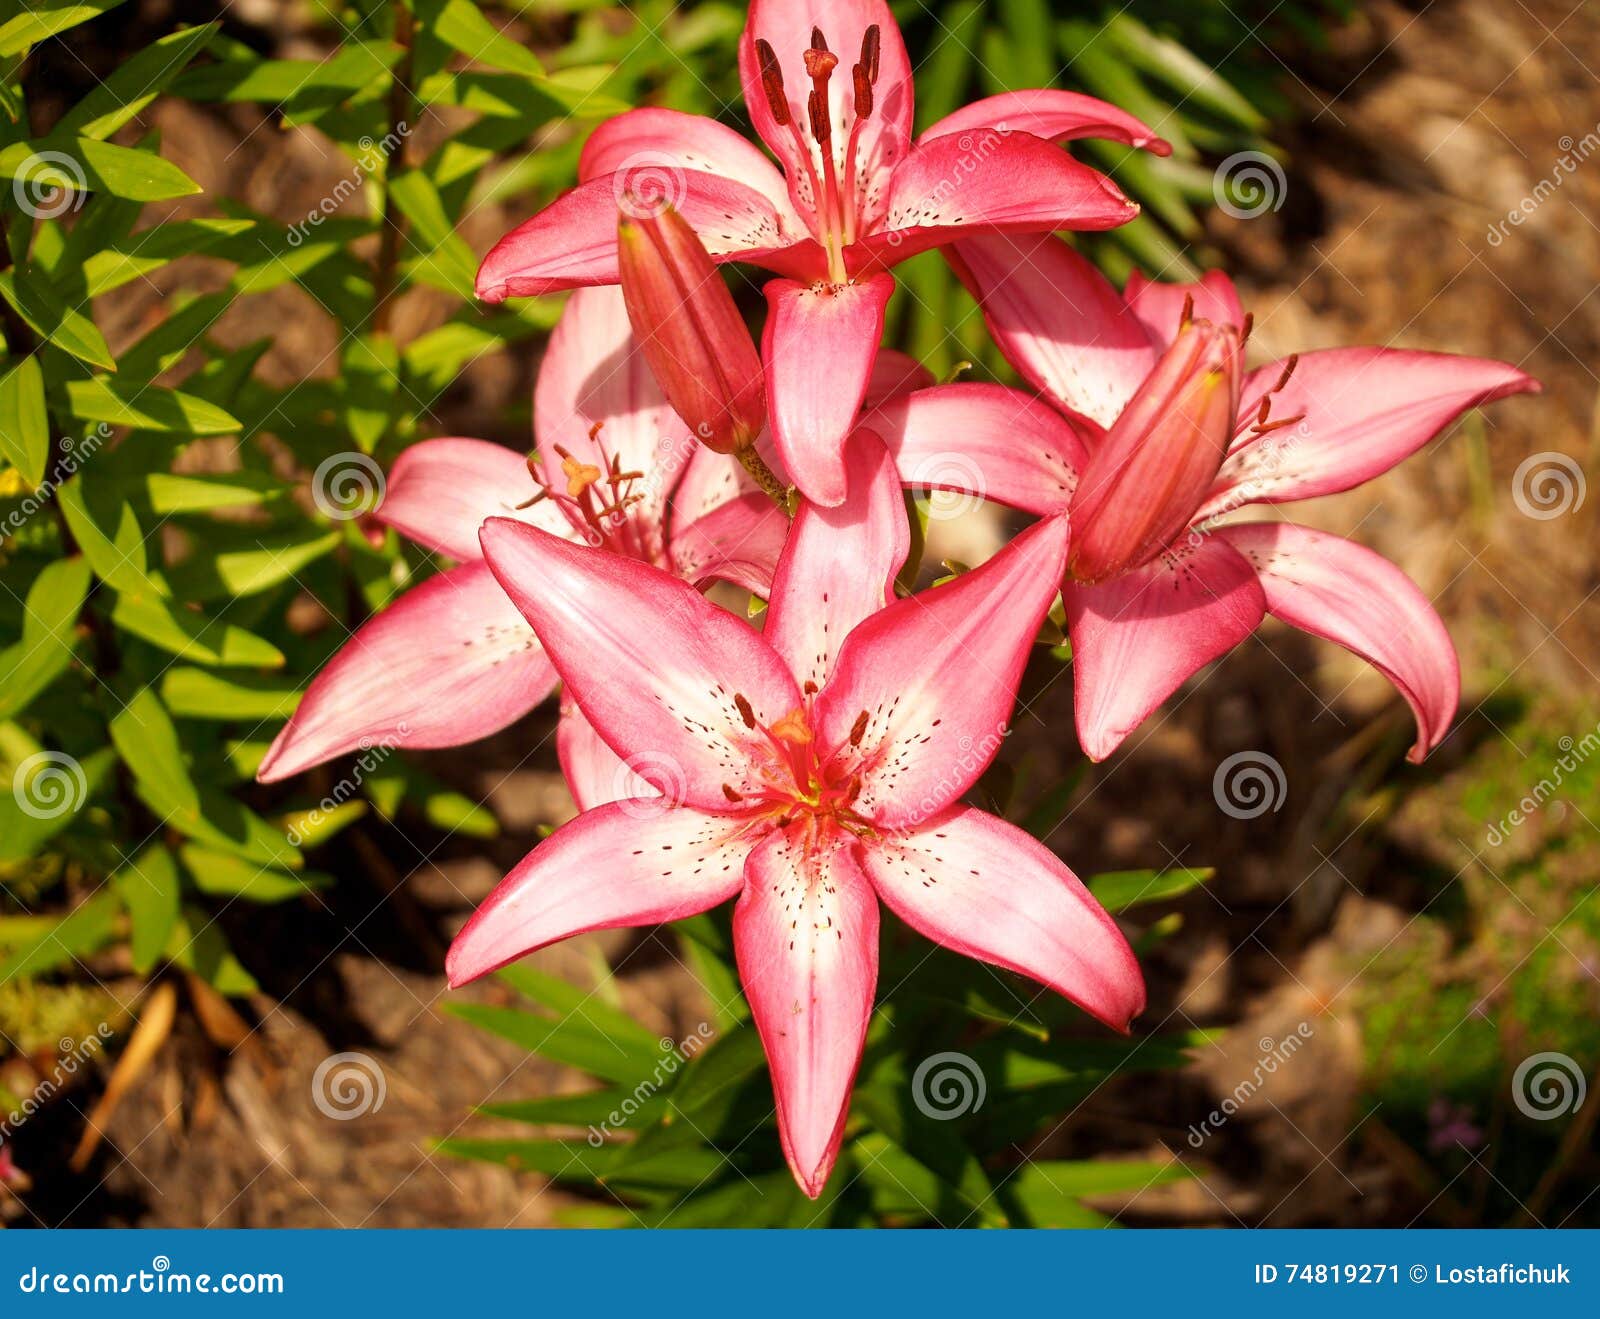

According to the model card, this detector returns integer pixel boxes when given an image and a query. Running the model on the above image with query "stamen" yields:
[807,87,831,145]
[848,710,870,746]
[1240,311,1254,342]
[754,39,791,126]
[1273,353,1299,393]
[852,65,873,120]
[734,693,757,729]
[860,25,880,82]
[1179,292,1195,329]
[722,784,743,803]
[809,26,828,52]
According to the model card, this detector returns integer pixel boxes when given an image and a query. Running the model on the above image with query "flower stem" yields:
[738,446,795,516]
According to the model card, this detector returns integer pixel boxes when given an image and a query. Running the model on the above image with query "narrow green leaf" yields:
[159,668,301,721]
[1088,867,1214,913]
[54,23,219,140]
[0,270,114,369]
[0,354,50,483]
[0,1,125,59]
[0,890,121,981]
[0,556,90,719]
[113,843,180,974]
[63,377,240,434]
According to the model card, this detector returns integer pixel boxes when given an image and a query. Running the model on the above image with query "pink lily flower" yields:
[448,430,1143,1197]
[475,0,1169,507]
[256,286,791,803]
[865,234,1539,762]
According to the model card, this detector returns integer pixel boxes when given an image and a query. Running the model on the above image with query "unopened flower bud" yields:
[616,203,766,455]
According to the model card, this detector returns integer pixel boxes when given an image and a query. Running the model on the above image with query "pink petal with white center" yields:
[765,429,908,692]
[556,701,657,812]
[476,172,813,301]
[860,348,934,409]
[479,518,801,809]
[533,285,687,544]
[918,89,1171,155]
[950,234,1156,428]
[814,513,1071,828]
[578,107,801,228]
[863,382,1084,515]
[763,273,895,507]
[1201,347,1540,516]
[863,804,1144,1031]
[1218,522,1460,762]
[256,562,557,784]
[1124,269,1245,347]
[379,437,557,563]
[670,444,764,529]
[735,825,878,1199]
[447,802,753,986]
[850,131,1138,271]
[668,490,789,596]
[1064,536,1267,762]
[738,0,914,234]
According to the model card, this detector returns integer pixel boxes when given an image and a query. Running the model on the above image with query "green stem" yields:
[737,445,794,516]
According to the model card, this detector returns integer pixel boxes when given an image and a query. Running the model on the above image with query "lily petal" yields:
[533,285,689,545]
[447,802,752,986]
[1218,522,1460,762]
[864,382,1085,515]
[766,428,908,692]
[578,106,800,227]
[739,0,914,234]
[1064,536,1267,761]
[556,701,657,811]
[918,89,1171,156]
[257,562,557,783]
[815,513,1071,827]
[1203,347,1539,515]
[380,437,554,562]
[1124,269,1245,346]
[479,518,801,809]
[735,825,878,1199]
[668,490,789,596]
[763,273,895,507]
[851,130,1138,271]
[476,172,809,301]
[861,348,934,408]
[863,804,1144,1031]
[950,234,1156,429]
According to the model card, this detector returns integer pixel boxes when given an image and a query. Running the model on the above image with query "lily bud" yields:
[616,203,766,455]
[1066,319,1241,583]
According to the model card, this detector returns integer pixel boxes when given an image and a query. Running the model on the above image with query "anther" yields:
[1179,292,1194,329]
[734,693,756,729]
[1240,311,1254,342]
[809,26,828,52]
[848,710,870,746]
[722,784,743,803]
[860,25,880,82]
[754,39,790,126]
[852,65,873,120]
[808,88,831,144]
[1273,353,1299,393]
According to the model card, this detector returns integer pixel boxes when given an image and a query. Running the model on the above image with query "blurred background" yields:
[0,0,1595,1227]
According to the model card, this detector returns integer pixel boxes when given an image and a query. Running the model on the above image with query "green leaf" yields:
[113,843,180,974]
[416,0,545,78]
[145,470,284,514]
[56,475,161,596]
[446,1002,665,1086]
[159,668,301,721]
[480,1088,666,1129]
[0,269,114,369]
[0,743,114,861]
[388,170,476,298]
[0,555,90,719]
[0,1,126,58]
[0,354,50,484]
[340,334,400,452]
[1088,867,1214,913]
[0,890,121,981]
[53,22,219,140]
[110,590,284,668]
[178,844,328,904]
[1004,1158,1192,1227]
[439,1137,724,1190]
[63,377,240,434]
[0,137,200,201]
[83,221,253,300]
[166,905,258,995]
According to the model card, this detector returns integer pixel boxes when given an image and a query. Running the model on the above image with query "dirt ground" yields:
[8,0,1598,1228]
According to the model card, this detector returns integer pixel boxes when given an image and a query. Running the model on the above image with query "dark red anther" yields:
[734,693,757,728]
[860,25,880,82]
[1274,352,1299,392]
[849,710,870,746]
[852,65,873,120]
[721,783,743,803]
[754,38,790,126]
[807,87,831,144]
[1180,292,1195,328]
[809,26,829,52]
[1240,311,1254,342]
